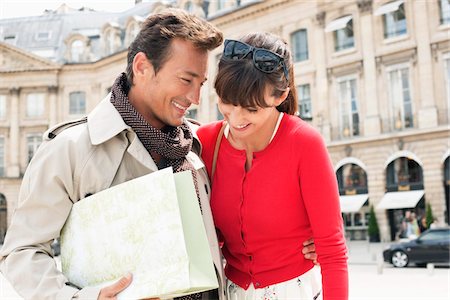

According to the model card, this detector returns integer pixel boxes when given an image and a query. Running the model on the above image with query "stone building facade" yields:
[0,0,449,243]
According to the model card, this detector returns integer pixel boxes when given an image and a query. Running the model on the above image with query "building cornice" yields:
[62,50,127,71]
[209,0,290,28]
[327,125,450,149]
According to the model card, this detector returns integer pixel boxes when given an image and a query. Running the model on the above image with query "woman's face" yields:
[217,86,286,141]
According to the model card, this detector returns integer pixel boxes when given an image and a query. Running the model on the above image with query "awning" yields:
[325,15,353,33]
[339,194,368,213]
[376,190,424,210]
[374,0,404,16]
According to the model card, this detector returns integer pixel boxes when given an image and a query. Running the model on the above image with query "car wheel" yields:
[391,250,408,268]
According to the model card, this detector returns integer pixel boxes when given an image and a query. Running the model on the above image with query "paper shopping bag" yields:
[60,167,218,299]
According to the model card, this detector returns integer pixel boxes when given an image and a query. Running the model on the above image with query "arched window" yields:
[71,40,84,62]
[386,157,423,192]
[336,163,368,195]
[126,22,140,45]
[105,29,116,55]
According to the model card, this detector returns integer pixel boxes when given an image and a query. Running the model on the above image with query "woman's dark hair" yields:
[126,9,223,87]
[214,32,298,115]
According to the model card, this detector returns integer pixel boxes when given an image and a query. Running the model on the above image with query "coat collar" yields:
[87,93,203,158]
[87,94,130,145]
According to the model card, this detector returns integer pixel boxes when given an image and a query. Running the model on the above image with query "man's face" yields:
[132,38,208,129]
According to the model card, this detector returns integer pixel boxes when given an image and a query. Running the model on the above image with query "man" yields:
[0,9,224,300]
[0,9,317,300]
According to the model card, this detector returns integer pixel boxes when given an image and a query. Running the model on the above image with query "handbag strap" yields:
[211,121,227,185]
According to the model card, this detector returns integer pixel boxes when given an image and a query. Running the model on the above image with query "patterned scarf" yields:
[110,73,201,211]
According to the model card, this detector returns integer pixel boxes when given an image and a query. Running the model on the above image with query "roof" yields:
[0,2,159,64]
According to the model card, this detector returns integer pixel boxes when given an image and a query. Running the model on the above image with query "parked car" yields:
[383,227,450,268]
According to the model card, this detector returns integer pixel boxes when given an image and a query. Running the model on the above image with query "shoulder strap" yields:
[211,121,227,185]
[45,116,88,140]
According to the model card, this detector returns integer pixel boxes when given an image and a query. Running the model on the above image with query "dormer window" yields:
[106,29,115,55]
[125,21,141,46]
[71,40,84,62]
[185,1,194,13]
[102,24,121,56]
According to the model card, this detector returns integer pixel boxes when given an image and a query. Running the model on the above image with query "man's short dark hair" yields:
[126,9,223,87]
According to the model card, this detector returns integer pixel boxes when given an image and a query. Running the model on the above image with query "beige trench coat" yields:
[0,97,225,300]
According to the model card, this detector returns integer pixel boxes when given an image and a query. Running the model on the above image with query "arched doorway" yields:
[378,156,425,241]
[336,163,369,240]
[444,157,449,224]
[0,193,6,244]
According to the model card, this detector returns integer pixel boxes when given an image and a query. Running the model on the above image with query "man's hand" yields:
[98,273,133,299]
[97,273,160,300]
[302,238,318,265]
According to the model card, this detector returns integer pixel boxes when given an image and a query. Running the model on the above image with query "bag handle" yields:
[211,121,227,185]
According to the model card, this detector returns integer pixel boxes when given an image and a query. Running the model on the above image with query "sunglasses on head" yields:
[222,39,289,82]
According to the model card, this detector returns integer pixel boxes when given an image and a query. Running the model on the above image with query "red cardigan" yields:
[197,114,348,299]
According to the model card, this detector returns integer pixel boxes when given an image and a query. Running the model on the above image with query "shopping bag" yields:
[60,167,218,299]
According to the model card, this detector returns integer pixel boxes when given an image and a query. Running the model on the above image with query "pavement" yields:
[346,240,387,265]
[1,240,449,299]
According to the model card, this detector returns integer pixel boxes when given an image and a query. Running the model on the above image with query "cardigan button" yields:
[255,282,261,287]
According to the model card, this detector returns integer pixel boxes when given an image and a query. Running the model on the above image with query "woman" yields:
[197,33,348,299]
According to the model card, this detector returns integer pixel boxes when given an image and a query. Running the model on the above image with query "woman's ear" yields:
[275,87,290,106]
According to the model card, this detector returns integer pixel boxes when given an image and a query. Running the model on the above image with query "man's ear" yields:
[132,52,154,81]
[275,87,290,106]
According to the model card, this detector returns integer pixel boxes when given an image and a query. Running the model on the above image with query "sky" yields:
[0,0,139,19]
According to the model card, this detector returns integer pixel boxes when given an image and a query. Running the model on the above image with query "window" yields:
[378,1,407,39]
[69,91,86,115]
[420,229,450,241]
[105,29,116,55]
[445,55,450,105]
[335,19,354,51]
[388,65,413,130]
[336,163,368,194]
[291,29,308,62]
[35,31,51,41]
[0,137,4,176]
[184,1,194,13]
[386,157,423,191]
[218,0,226,10]
[440,0,450,25]
[325,16,354,52]
[71,40,84,62]
[26,93,45,117]
[27,134,42,163]
[297,84,312,120]
[126,22,140,45]
[337,77,360,137]
[0,95,6,119]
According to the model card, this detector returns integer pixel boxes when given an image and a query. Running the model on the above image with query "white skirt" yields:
[226,266,322,300]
